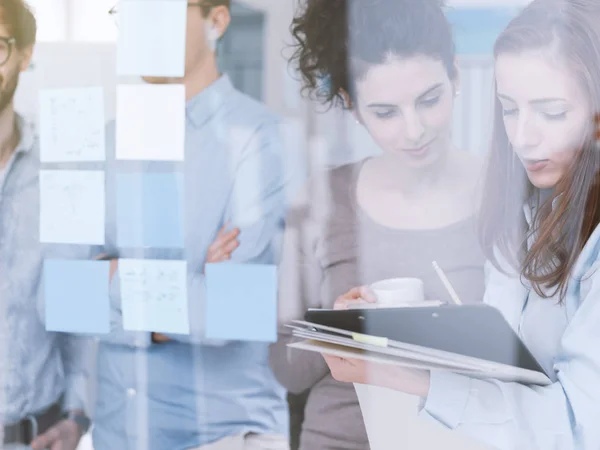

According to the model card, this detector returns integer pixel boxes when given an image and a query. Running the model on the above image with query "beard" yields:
[0,67,20,115]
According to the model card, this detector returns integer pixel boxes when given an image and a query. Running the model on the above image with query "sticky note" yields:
[39,87,105,162]
[116,0,187,77]
[40,170,105,245]
[116,84,185,161]
[205,263,277,342]
[116,172,184,248]
[119,259,189,334]
[44,259,110,334]
[352,333,389,348]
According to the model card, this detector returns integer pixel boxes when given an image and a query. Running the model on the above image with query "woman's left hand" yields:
[323,354,431,397]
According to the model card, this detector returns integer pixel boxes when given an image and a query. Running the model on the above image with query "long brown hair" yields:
[480,0,600,301]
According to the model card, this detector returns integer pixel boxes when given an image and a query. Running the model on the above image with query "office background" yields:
[14,1,531,449]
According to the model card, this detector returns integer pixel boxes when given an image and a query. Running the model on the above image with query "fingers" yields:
[207,227,240,263]
[322,354,346,365]
[215,222,229,239]
[334,287,362,310]
[359,285,377,302]
[217,227,240,246]
[152,332,172,343]
[208,237,240,262]
[343,286,364,301]
[216,222,237,240]
[31,425,60,450]
[108,258,118,281]
[323,354,358,383]
[333,286,377,309]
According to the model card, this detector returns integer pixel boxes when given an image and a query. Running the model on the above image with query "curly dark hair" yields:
[290,0,456,109]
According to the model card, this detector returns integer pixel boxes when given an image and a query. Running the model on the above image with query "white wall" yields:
[15,43,123,125]
[26,0,68,41]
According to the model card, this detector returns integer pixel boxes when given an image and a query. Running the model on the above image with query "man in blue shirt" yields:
[0,1,92,449]
[92,1,301,449]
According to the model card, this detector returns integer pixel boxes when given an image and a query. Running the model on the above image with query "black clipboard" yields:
[304,304,548,378]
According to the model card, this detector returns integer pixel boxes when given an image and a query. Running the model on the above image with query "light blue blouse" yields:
[420,204,600,449]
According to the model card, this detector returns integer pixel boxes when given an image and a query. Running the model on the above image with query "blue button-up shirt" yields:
[0,116,91,424]
[93,75,302,450]
[421,202,600,449]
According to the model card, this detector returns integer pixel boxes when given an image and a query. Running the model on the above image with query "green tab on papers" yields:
[352,333,388,347]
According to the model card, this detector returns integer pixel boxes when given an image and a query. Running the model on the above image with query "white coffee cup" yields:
[370,278,425,306]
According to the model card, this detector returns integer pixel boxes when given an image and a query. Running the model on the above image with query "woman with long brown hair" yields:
[326,0,600,448]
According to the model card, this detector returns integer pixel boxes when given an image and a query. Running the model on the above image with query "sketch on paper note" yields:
[39,170,105,245]
[119,259,189,334]
[39,87,105,162]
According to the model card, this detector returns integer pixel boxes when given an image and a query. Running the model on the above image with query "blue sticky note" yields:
[116,172,185,248]
[44,259,110,334]
[205,263,277,342]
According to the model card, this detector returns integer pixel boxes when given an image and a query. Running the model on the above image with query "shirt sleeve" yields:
[269,178,331,394]
[58,333,94,414]
[39,244,98,411]
[419,259,600,449]
[163,119,304,345]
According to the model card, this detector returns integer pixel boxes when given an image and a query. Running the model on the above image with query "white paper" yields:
[116,84,185,161]
[39,170,105,245]
[119,259,189,334]
[116,0,187,77]
[354,384,492,450]
[288,339,551,386]
[39,87,105,162]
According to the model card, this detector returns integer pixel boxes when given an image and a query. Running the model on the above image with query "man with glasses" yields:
[93,1,298,449]
[0,1,92,449]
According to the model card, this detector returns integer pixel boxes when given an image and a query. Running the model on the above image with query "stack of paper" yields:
[287,319,551,386]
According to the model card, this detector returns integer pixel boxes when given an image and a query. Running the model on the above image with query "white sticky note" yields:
[116,84,185,161]
[39,87,105,162]
[40,170,105,245]
[119,259,189,334]
[116,0,187,77]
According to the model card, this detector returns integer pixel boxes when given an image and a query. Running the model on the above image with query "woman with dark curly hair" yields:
[270,0,486,449]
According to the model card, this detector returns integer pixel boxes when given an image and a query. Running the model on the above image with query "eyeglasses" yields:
[108,1,210,26]
[0,37,16,67]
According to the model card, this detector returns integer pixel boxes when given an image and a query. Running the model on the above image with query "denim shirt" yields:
[0,116,91,423]
[92,75,303,450]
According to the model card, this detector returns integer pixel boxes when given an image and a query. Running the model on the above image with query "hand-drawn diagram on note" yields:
[39,170,105,245]
[39,87,105,162]
[119,259,189,334]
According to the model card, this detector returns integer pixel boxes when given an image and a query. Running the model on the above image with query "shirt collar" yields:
[14,114,36,156]
[523,190,560,226]
[186,74,235,129]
